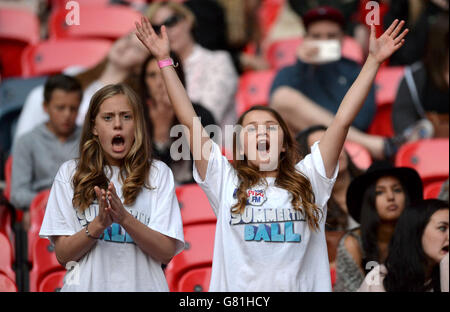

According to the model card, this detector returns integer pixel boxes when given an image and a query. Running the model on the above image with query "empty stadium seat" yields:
[29,238,65,292]
[0,232,15,282]
[344,141,372,170]
[49,5,141,41]
[235,69,276,117]
[21,39,112,77]
[265,36,364,70]
[0,273,17,292]
[395,139,449,188]
[177,266,212,292]
[38,270,66,292]
[165,223,216,292]
[368,66,405,137]
[424,180,446,199]
[176,184,216,227]
[28,189,51,262]
[0,8,40,78]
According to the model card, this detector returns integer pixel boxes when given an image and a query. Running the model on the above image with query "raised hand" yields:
[135,16,170,61]
[368,19,409,64]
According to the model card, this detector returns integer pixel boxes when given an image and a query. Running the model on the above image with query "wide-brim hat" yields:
[302,6,346,30]
[347,161,423,223]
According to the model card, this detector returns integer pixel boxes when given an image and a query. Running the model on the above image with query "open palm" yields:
[369,19,409,64]
[135,16,170,61]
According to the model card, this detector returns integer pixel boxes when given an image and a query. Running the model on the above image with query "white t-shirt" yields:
[39,159,185,292]
[193,141,338,292]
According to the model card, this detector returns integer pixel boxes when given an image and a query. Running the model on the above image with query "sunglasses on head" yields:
[152,14,183,34]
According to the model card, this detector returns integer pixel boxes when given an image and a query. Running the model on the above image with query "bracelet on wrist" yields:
[85,223,104,240]
[158,58,178,69]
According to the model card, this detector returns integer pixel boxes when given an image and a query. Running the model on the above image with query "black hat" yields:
[302,6,345,30]
[347,161,423,223]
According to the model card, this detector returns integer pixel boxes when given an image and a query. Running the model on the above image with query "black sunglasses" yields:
[152,15,183,34]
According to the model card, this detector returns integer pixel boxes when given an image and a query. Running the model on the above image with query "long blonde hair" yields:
[232,106,323,231]
[72,83,152,211]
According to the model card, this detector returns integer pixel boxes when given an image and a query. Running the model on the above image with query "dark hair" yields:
[138,51,185,141]
[43,74,83,104]
[360,178,412,271]
[424,12,449,91]
[383,199,449,292]
[296,125,363,230]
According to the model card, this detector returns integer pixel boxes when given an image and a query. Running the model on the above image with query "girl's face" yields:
[108,33,149,71]
[151,6,192,55]
[240,110,285,173]
[93,94,136,166]
[145,58,170,106]
[422,209,449,265]
[307,130,348,173]
[375,176,406,222]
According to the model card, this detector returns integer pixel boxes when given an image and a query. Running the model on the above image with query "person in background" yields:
[14,31,149,141]
[359,199,448,292]
[11,74,82,231]
[145,1,238,129]
[334,161,423,291]
[137,51,216,185]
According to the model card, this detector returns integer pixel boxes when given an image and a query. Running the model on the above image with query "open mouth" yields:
[112,135,125,152]
[442,246,449,253]
[257,140,270,152]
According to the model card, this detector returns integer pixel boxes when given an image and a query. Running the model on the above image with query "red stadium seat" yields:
[165,223,216,292]
[423,180,446,199]
[395,139,449,188]
[235,69,277,117]
[3,156,12,201]
[344,141,372,170]
[0,202,14,248]
[176,184,216,227]
[258,0,284,39]
[265,36,364,70]
[28,189,51,262]
[177,266,212,292]
[29,238,65,292]
[38,270,66,292]
[49,5,141,41]
[368,66,405,137]
[0,8,40,78]
[21,39,112,78]
[0,232,15,282]
[50,0,146,9]
[0,273,17,292]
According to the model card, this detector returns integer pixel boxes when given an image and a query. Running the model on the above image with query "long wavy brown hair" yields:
[232,106,322,231]
[72,84,152,212]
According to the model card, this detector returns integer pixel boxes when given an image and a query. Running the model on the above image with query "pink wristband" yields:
[158,58,174,69]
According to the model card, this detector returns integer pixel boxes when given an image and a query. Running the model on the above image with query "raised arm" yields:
[319,20,408,177]
[135,17,212,180]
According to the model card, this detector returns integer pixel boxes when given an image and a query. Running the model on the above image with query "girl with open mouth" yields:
[136,16,409,292]
[39,84,185,291]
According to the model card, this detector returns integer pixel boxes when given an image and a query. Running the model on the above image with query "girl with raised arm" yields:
[136,17,408,292]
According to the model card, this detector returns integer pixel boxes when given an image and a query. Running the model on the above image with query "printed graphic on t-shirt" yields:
[76,201,150,244]
[231,188,305,243]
